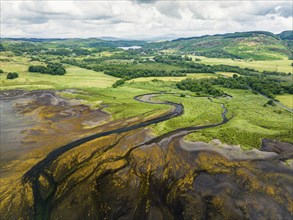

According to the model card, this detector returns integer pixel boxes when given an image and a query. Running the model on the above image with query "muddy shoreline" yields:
[1,90,293,220]
[0,90,109,162]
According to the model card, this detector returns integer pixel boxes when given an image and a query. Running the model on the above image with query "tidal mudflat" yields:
[1,90,292,220]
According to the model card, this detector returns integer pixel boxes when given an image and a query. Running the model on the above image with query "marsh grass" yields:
[186,89,293,149]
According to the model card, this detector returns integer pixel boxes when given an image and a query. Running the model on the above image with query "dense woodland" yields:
[105,69,185,79]
[176,79,224,96]
[177,76,293,98]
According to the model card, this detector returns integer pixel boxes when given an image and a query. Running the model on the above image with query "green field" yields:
[150,94,223,135]
[185,89,293,149]
[276,94,293,109]
[0,55,117,90]
[190,55,293,73]
[1,50,292,150]
[123,81,293,149]
[130,73,216,82]
[0,55,170,120]
[216,72,239,77]
[59,86,169,120]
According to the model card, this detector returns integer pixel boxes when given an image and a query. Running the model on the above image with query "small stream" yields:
[21,92,230,220]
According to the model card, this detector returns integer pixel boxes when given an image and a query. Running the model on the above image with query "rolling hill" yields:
[1,31,292,61]
[144,31,293,60]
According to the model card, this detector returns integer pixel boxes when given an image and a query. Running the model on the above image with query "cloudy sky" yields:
[1,0,292,39]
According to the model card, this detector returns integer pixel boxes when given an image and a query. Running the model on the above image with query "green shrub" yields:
[112,79,125,88]
[6,72,19,79]
[267,100,275,106]
[28,63,66,75]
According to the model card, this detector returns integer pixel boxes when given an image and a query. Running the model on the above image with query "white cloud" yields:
[1,0,292,39]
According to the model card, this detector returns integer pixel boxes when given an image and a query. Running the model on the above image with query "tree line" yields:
[177,75,292,98]
[104,69,186,79]
[28,63,66,75]
[176,78,224,96]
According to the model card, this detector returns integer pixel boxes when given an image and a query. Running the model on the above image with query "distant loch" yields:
[118,46,142,50]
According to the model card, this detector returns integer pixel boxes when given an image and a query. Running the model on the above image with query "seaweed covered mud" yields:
[0,90,292,220]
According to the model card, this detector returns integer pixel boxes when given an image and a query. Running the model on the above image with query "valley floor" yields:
[0,52,292,219]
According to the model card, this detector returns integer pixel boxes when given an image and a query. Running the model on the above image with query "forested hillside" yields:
[144,31,293,60]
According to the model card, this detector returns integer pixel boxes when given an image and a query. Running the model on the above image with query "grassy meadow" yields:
[0,55,117,90]
[186,89,293,149]
[129,73,217,82]
[122,81,293,149]
[58,86,170,120]
[276,94,293,109]
[216,72,240,77]
[189,55,293,73]
[0,53,169,120]
[150,94,224,135]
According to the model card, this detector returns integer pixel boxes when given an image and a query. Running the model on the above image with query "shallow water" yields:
[0,90,109,162]
[0,96,37,160]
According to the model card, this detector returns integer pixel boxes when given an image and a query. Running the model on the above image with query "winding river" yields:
[21,92,229,220]
[23,93,230,182]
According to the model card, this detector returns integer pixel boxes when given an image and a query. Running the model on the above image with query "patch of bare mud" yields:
[179,139,277,160]
[0,90,109,163]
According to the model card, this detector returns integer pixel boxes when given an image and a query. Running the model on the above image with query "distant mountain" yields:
[144,31,293,60]
[278,31,293,55]
[140,35,179,42]
[1,38,148,48]
[2,31,292,60]
[278,31,293,40]
[1,38,67,42]
[98,36,124,41]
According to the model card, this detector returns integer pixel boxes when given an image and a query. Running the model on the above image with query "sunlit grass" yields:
[129,73,216,82]
[0,56,117,90]
[189,55,293,73]
[186,89,293,149]
[276,94,293,109]
[150,94,223,135]
[216,72,239,77]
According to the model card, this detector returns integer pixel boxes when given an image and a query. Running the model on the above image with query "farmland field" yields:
[276,94,293,108]
[0,56,117,90]
[190,55,293,73]
[129,73,217,82]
